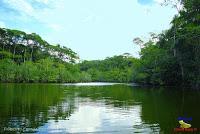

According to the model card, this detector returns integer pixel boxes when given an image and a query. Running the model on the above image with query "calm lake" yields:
[0,83,199,133]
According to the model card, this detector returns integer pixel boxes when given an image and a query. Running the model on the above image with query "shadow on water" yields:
[0,84,76,133]
[0,83,199,133]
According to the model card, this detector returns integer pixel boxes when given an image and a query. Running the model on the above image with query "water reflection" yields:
[0,83,199,133]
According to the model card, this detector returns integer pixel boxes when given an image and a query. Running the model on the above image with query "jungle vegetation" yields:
[0,0,199,88]
[0,28,91,83]
[132,0,200,88]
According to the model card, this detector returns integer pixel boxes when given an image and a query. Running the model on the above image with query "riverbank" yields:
[1,82,198,90]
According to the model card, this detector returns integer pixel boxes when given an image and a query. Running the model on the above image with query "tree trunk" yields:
[173,24,176,57]
[31,46,33,61]
[13,45,16,59]
[24,48,26,63]
[8,45,11,54]
[173,49,176,57]
[180,60,184,82]
[3,44,5,51]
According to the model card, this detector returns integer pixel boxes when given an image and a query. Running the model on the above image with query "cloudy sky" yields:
[0,0,176,60]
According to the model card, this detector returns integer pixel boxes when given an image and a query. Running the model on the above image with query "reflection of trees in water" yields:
[130,87,200,133]
[0,84,199,133]
[0,84,76,133]
[66,85,200,133]
[48,98,76,121]
[65,85,137,109]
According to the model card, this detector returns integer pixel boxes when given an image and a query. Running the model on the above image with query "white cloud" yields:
[154,0,165,4]
[2,0,64,32]
[37,102,150,133]
[2,0,62,20]
[3,0,34,16]
[34,0,49,4]
[1,0,177,59]
[0,21,6,28]
[48,24,62,31]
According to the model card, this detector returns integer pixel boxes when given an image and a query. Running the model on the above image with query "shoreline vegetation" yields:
[0,0,199,89]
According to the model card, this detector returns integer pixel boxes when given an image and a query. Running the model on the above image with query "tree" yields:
[133,37,144,49]
[132,0,200,88]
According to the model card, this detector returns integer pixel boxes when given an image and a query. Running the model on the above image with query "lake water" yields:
[0,83,199,133]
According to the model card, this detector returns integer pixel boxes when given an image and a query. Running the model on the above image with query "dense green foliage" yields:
[0,28,91,83]
[132,0,200,88]
[79,55,136,82]
[0,28,78,63]
[0,58,92,83]
[0,27,135,83]
[0,0,199,88]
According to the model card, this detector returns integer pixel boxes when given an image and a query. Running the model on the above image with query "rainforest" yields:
[0,0,200,133]
[0,0,199,89]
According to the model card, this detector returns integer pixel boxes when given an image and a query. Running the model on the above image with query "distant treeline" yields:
[79,55,136,82]
[0,0,199,88]
[0,27,134,83]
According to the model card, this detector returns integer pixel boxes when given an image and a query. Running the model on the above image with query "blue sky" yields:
[0,0,176,60]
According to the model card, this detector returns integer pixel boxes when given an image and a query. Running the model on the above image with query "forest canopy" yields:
[0,0,199,89]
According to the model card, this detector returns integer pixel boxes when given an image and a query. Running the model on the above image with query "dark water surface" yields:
[0,83,199,133]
